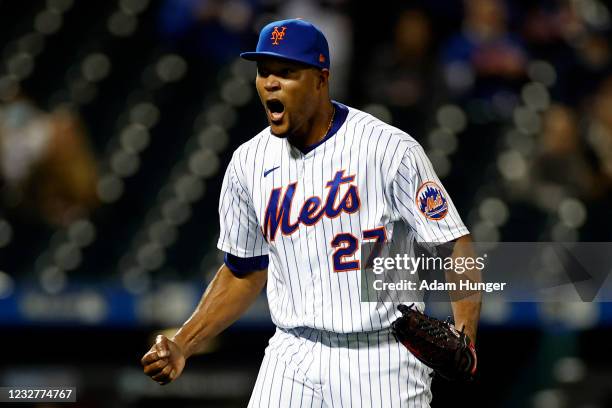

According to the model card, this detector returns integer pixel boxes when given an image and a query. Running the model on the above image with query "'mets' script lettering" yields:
[262,170,360,241]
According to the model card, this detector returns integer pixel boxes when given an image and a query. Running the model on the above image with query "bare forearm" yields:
[451,297,480,343]
[448,235,481,343]
[172,263,267,358]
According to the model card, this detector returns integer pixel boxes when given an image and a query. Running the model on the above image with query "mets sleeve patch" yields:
[415,181,449,221]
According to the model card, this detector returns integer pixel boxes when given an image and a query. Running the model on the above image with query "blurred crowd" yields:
[1,0,611,276]
[0,97,98,226]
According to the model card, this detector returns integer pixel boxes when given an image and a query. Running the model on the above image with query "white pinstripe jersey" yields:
[217,102,469,334]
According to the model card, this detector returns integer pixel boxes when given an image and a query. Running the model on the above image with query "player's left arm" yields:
[447,234,481,343]
[390,144,481,341]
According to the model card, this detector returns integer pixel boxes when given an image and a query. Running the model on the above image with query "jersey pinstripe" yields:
[217,103,469,333]
[247,327,433,407]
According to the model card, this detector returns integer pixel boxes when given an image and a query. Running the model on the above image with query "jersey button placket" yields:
[302,155,317,326]
[298,154,305,178]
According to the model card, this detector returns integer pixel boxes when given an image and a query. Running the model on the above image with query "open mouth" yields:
[266,99,285,123]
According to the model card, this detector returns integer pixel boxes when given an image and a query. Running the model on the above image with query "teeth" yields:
[270,111,283,122]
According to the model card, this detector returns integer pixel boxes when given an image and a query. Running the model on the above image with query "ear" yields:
[317,68,330,89]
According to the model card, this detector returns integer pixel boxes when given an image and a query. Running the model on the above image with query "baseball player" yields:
[141,19,481,407]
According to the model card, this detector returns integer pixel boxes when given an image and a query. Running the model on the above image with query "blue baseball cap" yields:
[241,19,330,70]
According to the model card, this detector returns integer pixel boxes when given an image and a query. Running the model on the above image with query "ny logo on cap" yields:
[270,26,287,45]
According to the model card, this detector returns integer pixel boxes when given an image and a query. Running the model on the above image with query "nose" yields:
[263,75,281,92]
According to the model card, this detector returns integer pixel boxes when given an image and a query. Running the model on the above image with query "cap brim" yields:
[240,51,322,69]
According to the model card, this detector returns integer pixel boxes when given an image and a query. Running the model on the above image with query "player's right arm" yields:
[142,148,269,385]
[141,263,267,385]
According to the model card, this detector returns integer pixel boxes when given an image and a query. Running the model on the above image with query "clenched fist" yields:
[141,335,186,385]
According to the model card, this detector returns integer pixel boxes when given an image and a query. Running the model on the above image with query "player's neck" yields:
[288,100,334,151]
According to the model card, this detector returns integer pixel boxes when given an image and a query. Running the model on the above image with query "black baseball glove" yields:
[391,304,477,382]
